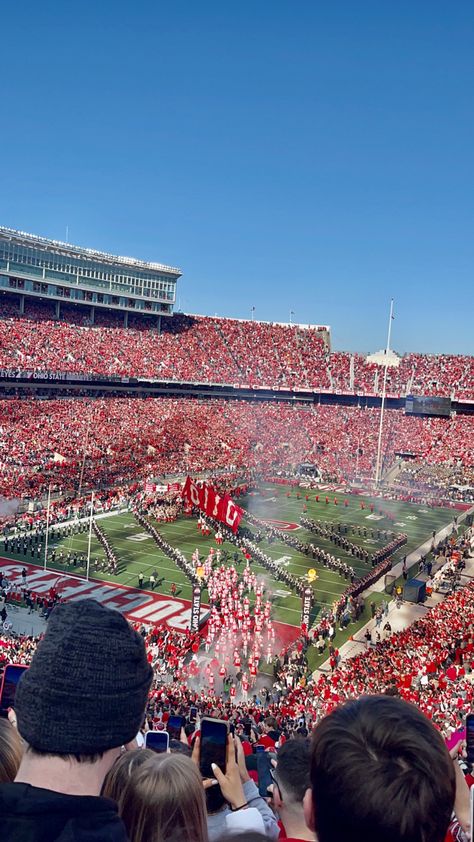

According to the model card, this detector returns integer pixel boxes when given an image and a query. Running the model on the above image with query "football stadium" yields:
[0,225,473,838]
[1,5,474,840]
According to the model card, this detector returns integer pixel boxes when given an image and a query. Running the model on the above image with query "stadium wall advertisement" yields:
[0,560,206,631]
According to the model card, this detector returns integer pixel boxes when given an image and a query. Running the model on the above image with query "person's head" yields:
[0,719,23,783]
[272,738,313,836]
[304,695,456,842]
[14,599,153,784]
[102,748,156,801]
[263,716,278,734]
[106,751,209,842]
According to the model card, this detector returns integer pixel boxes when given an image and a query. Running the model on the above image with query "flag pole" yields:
[86,491,94,581]
[44,484,51,571]
[374,299,394,485]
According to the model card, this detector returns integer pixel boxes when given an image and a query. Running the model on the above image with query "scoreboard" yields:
[405,395,451,417]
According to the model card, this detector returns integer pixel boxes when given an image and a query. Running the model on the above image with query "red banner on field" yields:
[182,477,244,534]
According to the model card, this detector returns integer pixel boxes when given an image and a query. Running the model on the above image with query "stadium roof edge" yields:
[183,312,330,330]
[0,225,182,277]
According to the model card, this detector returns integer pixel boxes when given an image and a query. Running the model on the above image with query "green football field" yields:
[4,485,457,640]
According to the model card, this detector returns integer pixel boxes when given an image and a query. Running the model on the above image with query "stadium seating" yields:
[1,299,473,398]
[0,397,473,500]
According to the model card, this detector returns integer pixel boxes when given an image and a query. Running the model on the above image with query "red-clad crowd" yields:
[1,298,473,398]
[0,397,473,500]
[2,569,473,740]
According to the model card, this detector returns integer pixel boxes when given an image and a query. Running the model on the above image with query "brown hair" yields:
[0,719,23,783]
[102,748,156,800]
[104,751,209,842]
[309,695,456,842]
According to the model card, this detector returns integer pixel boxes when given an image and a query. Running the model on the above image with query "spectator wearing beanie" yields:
[0,599,153,842]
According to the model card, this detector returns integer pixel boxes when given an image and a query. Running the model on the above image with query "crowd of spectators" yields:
[1,297,473,398]
[1,570,473,840]
[0,397,473,501]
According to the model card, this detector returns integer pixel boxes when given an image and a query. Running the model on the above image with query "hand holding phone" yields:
[204,731,247,811]
[199,718,228,778]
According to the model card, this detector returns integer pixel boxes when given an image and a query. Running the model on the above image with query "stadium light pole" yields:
[290,310,295,324]
[44,484,52,571]
[374,299,394,486]
[251,306,255,321]
[86,491,94,581]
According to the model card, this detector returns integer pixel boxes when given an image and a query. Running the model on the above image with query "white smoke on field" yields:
[0,497,22,521]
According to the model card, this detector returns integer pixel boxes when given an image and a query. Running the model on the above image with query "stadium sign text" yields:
[0,561,206,631]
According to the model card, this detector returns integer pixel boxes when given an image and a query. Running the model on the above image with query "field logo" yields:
[274,556,292,567]
[126,533,152,542]
[262,519,300,531]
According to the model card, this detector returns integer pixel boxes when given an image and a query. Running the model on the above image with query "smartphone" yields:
[256,750,274,797]
[243,720,252,738]
[255,744,265,753]
[0,664,28,714]
[145,730,169,754]
[189,706,198,722]
[199,717,228,778]
[167,715,185,741]
[466,713,474,764]
[470,783,473,842]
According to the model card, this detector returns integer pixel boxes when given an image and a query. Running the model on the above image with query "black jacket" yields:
[0,782,129,841]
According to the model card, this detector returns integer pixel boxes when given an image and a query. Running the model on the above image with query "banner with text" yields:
[182,477,244,534]
[191,585,202,632]
[301,586,313,633]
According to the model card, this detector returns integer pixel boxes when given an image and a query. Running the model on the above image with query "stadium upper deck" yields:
[0,226,181,322]
[0,295,473,403]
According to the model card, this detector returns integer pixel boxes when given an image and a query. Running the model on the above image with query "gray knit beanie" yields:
[15,599,153,754]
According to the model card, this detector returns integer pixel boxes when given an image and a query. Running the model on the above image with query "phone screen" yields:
[189,707,197,722]
[145,731,169,754]
[167,715,185,741]
[0,665,28,714]
[243,720,252,738]
[256,750,273,797]
[466,713,474,764]
[199,718,228,778]
[470,784,474,842]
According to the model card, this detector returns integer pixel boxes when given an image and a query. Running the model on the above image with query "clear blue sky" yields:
[1,1,473,355]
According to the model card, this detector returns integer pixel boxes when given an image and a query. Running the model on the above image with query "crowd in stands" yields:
[1,297,473,399]
[1,567,473,840]
[396,459,474,503]
[0,397,473,501]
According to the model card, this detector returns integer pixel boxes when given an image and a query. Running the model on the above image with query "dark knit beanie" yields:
[15,599,153,754]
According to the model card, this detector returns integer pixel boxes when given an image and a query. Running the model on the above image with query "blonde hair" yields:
[104,751,209,842]
[0,719,23,783]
